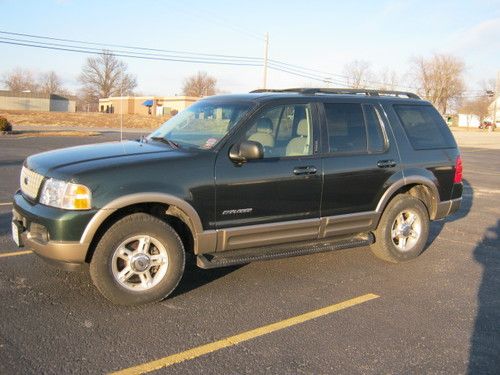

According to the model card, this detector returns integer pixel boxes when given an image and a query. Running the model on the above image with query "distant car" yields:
[479,120,496,131]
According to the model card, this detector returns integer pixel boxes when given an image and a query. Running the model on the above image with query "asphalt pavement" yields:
[0,130,499,374]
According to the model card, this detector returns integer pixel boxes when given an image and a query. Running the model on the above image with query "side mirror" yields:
[229,141,264,165]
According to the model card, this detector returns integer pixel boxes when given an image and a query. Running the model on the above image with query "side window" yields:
[325,103,366,153]
[394,105,456,150]
[363,104,387,153]
[244,104,313,158]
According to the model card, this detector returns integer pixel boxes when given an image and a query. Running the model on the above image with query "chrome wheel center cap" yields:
[131,254,151,272]
[400,224,411,237]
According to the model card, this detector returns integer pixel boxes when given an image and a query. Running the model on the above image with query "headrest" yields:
[297,119,309,136]
[256,117,273,134]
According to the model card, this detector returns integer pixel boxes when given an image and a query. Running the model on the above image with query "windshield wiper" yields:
[150,136,181,149]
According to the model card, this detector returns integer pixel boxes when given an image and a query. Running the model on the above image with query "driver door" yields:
[213,102,322,252]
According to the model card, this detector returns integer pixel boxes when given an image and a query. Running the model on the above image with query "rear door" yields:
[319,101,401,235]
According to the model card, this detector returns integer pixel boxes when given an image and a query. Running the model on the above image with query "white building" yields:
[488,97,500,124]
[457,113,480,127]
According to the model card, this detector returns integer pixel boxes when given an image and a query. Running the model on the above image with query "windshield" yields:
[148,101,253,150]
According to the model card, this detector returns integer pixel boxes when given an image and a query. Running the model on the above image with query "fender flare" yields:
[79,193,208,251]
[375,176,440,218]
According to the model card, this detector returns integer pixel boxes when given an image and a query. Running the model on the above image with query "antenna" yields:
[120,70,123,142]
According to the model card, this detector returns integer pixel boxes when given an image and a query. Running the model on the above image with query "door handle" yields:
[377,160,397,168]
[293,166,318,175]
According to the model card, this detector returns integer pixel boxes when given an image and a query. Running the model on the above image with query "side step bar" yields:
[196,233,374,269]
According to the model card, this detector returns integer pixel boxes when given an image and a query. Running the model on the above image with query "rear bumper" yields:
[434,197,462,220]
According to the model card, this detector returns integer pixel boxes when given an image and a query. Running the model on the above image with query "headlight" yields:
[39,178,92,210]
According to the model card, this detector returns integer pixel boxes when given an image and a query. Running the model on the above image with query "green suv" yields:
[12,88,463,305]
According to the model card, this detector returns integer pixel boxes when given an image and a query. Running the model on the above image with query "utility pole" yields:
[263,32,269,89]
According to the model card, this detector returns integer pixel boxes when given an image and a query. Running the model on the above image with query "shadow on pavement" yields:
[0,211,12,236]
[0,159,24,167]
[170,263,244,298]
[468,219,500,373]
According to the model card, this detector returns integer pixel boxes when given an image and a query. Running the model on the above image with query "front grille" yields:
[20,166,44,200]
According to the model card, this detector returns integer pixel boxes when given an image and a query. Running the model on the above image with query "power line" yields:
[0,35,262,64]
[0,30,262,61]
[0,29,442,92]
[267,65,345,84]
[0,39,263,66]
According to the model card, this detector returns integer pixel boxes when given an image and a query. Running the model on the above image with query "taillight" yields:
[454,155,463,183]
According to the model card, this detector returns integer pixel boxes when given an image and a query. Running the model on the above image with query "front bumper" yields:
[20,231,88,270]
[12,190,97,269]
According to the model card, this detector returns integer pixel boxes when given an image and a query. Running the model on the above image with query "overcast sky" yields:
[1,0,499,95]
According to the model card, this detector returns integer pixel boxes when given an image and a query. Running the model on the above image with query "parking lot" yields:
[0,131,499,374]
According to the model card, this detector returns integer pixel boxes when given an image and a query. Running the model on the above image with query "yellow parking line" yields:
[111,293,380,375]
[0,250,33,258]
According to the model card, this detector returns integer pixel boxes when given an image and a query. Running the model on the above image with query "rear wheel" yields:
[371,194,429,263]
[90,213,185,305]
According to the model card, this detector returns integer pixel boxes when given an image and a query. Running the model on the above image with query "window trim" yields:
[362,103,389,154]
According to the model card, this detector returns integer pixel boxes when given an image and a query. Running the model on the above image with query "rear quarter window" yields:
[394,105,456,150]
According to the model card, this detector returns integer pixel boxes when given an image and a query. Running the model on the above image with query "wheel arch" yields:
[376,176,440,221]
[81,193,215,262]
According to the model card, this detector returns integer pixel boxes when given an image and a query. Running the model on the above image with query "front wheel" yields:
[370,194,430,263]
[90,213,185,305]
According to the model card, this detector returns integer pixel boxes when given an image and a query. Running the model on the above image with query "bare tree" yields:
[460,96,492,122]
[411,54,465,114]
[79,51,137,104]
[377,68,399,90]
[480,78,496,93]
[182,71,217,97]
[38,71,64,95]
[343,60,373,89]
[2,68,38,93]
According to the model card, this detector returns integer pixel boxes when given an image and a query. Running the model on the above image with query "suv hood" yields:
[26,140,177,176]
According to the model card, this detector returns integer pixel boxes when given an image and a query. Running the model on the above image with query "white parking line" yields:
[0,202,13,206]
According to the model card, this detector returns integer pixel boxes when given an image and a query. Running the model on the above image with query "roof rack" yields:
[250,87,421,99]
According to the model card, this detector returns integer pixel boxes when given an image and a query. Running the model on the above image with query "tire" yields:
[370,194,429,263]
[90,213,185,305]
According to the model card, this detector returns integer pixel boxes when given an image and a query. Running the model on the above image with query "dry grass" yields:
[0,110,171,129]
[3,130,102,138]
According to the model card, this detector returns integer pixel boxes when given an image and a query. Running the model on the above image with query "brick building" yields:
[98,96,199,116]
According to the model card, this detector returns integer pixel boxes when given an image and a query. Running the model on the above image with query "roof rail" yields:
[250,87,421,99]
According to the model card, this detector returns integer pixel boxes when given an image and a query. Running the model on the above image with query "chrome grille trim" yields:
[20,166,44,200]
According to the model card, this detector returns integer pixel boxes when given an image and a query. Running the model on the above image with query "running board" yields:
[196,233,374,269]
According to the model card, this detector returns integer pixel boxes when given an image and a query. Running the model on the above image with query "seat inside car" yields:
[286,118,310,156]
[248,117,275,147]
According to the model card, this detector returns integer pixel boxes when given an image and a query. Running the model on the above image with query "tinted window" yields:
[363,105,387,153]
[394,105,456,150]
[325,103,366,153]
